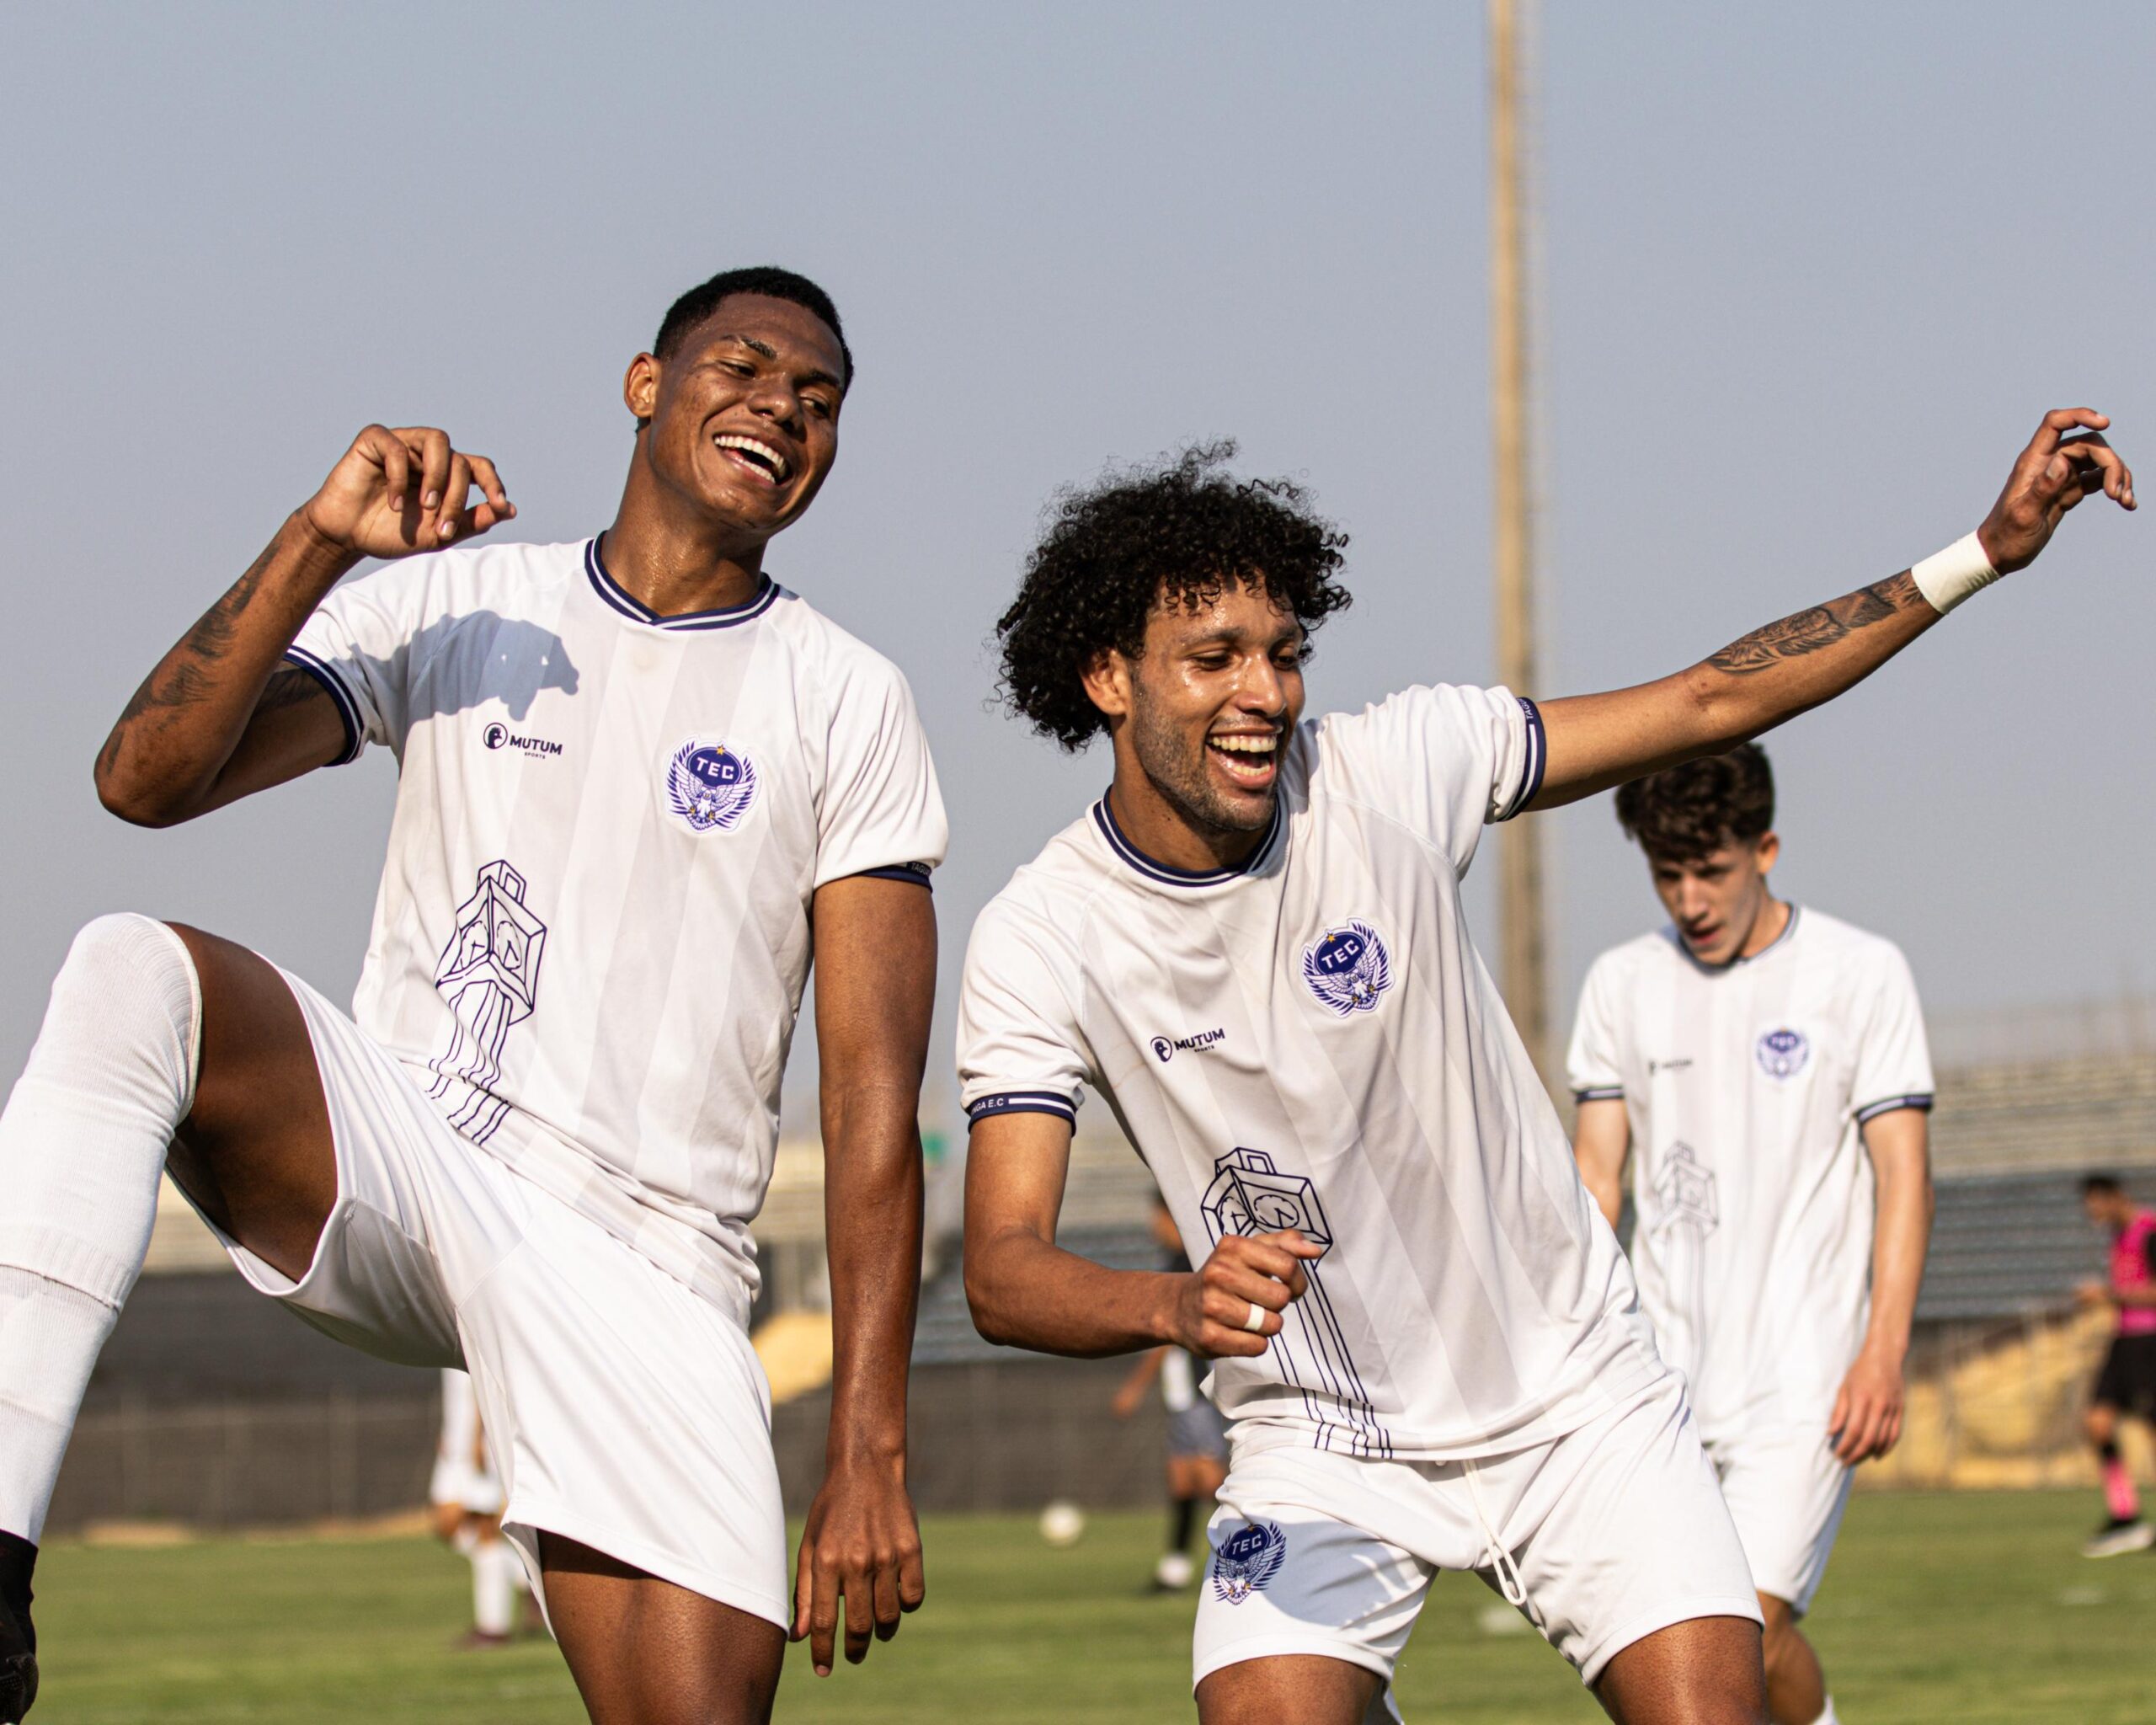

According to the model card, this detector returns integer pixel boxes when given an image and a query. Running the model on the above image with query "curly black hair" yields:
[1614,742,1775,862]
[995,442,1353,750]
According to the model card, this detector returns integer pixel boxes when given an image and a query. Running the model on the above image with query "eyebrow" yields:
[1177,623,1305,651]
[713,334,845,395]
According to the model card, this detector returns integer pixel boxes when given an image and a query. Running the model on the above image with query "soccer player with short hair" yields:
[2074,1173,2156,1557]
[958,415,2131,1725]
[0,266,944,1722]
[1568,741,1934,1725]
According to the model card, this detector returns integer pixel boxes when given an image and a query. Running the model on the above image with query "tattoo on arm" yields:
[1705,574,1917,675]
[95,540,299,781]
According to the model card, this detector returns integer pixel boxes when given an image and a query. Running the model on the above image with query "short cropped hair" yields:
[995,442,1353,751]
[1614,742,1775,862]
[2082,1173,2126,1197]
[652,266,852,390]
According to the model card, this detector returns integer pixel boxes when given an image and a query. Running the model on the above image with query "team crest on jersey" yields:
[1211,1519,1287,1604]
[665,739,758,833]
[1756,1026,1810,1080]
[1301,920,1392,1017]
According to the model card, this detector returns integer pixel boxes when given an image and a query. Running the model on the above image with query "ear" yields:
[624,352,660,426]
[1753,830,1780,875]
[1080,648,1133,723]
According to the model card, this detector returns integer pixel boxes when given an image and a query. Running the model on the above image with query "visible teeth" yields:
[1209,735,1277,755]
[713,434,790,480]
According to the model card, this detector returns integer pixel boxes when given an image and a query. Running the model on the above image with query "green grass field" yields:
[24,1490,2156,1723]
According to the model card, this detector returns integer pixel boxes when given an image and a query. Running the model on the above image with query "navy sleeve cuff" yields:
[1854,1093,1935,1125]
[1497,697,1546,821]
[280,647,364,766]
[1573,1086,1625,1104]
[965,1091,1078,1127]
[851,862,935,890]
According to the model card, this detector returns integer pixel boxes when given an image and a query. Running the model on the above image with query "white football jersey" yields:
[1566,908,1932,1439]
[286,537,947,1314]
[958,686,1666,1461]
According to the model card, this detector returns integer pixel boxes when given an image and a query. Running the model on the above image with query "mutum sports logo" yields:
[1755,1026,1810,1080]
[483,723,563,758]
[1150,1027,1227,1063]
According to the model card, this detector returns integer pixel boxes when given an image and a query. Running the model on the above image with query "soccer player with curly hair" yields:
[1569,740,1936,1725]
[958,419,2130,1725]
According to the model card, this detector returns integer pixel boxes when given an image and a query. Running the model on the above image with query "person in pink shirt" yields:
[2076,1174,2156,1557]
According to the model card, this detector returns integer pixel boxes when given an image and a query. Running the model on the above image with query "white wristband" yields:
[1909,531,2001,616]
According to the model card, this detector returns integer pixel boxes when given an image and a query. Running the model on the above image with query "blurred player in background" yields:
[2075,1174,2156,1557]
[0,266,943,1723]
[429,1370,531,1647]
[960,412,2129,1725]
[1112,1199,1230,1590]
[1570,742,1935,1725]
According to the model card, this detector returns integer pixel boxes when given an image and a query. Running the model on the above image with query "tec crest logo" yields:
[1301,920,1392,1017]
[666,739,759,833]
[1755,1026,1810,1081]
[1211,1519,1287,1604]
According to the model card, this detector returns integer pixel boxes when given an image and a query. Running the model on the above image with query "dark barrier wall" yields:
[46,1274,1175,1533]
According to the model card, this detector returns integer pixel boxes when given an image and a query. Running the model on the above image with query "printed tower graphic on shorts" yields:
[429,859,548,1142]
[1649,1142,1718,1380]
[1201,1149,1390,1458]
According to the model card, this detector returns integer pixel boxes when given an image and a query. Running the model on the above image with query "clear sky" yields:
[3,3,2148,1124]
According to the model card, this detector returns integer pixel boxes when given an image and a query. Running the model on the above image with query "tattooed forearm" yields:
[1705,574,1918,675]
[94,517,351,813]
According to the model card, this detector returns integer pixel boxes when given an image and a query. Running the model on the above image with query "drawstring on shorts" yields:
[1460,1458,1529,1609]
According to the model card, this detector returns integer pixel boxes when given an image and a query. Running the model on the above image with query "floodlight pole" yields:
[1489,0,1551,1081]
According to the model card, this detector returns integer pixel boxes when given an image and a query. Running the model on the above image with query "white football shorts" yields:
[1705,1424,1852,1615]
[197,964,787,1629]
[1193,1372,1760,1710]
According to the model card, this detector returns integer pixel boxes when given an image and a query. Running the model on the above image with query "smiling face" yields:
[624,293,846,546]
[1087,578,1307,852]
[1646,835,1780,965]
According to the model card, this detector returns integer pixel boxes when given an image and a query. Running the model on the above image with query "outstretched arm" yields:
[94,425,511,825]
[792,876,936,1677]
[1527,409,2133,811]
[963,1110,1321,1360]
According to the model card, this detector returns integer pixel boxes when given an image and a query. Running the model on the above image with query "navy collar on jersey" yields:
[1091,792,1283,889]
[584,536,781,631]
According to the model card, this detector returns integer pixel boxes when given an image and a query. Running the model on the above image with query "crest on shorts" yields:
[1300,920,1391,1017]
[1211,1519,1287,1604]
[1755,1026,1810,1081]
[666,739,758,833]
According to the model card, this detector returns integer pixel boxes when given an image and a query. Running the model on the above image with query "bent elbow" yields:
[94,766,184,829]
[962,1262,1016,1348]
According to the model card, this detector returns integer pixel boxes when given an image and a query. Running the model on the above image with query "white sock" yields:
[1812,1698,1840,1725]
[472,1536,518,1636]
[0,915,200,1542]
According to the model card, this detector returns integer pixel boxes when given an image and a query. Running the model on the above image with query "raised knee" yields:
[40,915,200,1099]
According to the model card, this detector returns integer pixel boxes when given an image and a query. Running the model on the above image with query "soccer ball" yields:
[1038,1500,1086,1547]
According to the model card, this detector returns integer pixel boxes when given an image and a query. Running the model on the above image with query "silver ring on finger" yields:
[1242,1300,1267,1334]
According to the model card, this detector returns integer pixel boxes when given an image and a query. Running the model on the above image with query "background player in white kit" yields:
[0,268,944,1722]
[1569,743,1934,1725]
[959,418,2132,1725]
[429,1369,533,1648]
